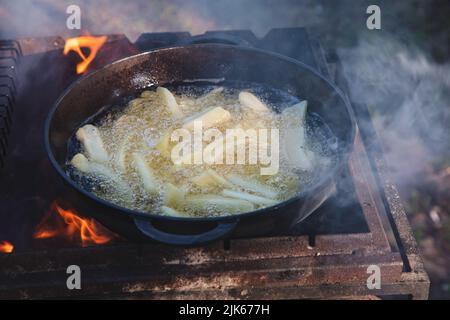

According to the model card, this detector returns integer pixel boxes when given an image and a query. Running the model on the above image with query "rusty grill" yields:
[0,29,429,299]
[0,40,21,168]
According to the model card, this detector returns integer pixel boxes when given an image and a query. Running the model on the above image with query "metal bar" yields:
[0,41,20,169]
[0,74,17,95]
[0,40,23,56]
[348,132,396,251]
[0,250,402,299]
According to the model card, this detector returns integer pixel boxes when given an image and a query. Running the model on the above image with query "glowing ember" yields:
[34,202,115,247]
[63,36,107,74]
[0,241,14,254]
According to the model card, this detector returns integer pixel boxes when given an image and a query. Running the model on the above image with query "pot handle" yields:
[133,218,238,246]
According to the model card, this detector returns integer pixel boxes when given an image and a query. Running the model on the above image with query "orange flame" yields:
[63,36,107,74]
[0,241,14,254]
[34,202,115,247]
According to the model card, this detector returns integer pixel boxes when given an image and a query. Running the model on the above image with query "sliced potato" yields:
[71,153,114,178]
[195,87,224,105]
[284,145,314,171]
[282,101,308,125]
[70,153,90,172]
[70,153,133,198]
[183,106,231,130]
[76,124,109,163]
[132,153,159,194]
[280,100,315,171]
[227,174,278,199]
[192,169,234,188]
[161,206,187,217]
[222,189,278,206]
[280,100,308,147]
[239,91,271,113]
[163,183,186,208]
[157,87,183,119]
[184,194,254,214]
[155,131,171,158]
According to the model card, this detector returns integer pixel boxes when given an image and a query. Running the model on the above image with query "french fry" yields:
[288,147,314,171]
[155,131,171,157]
[282,101,308,124]
[184,194,254,214]
[192,169,234,188]
[75,124,109,163]
[280,100,314,171]
[161,206,187,217]
[222,189,278,206]
[227,174,278,199]
[71,153,115,178]
[70,153,90,172]
[132,153,160,194]
[70,153,133,198]
[182,106,231,130]
[239,91,271,113]
[163,183,186,209]
[157,87,183,119]
[195,87,224,104]
[281,100,307,147]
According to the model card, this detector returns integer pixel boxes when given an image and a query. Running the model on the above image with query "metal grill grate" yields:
[0,40,21,168]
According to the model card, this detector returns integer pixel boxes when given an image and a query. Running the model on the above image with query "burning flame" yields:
[0,241,14,254]
[34,202,115,247]
[63,36,107,74]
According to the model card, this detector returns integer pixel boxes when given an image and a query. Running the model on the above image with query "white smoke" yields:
[338,35,450,188]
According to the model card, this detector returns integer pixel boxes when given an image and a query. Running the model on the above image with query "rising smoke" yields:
[338,34,450,189]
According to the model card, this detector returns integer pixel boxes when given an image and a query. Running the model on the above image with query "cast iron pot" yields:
[45,44,355,246]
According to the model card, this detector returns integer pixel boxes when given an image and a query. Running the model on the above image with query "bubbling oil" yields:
[66,81,336,217]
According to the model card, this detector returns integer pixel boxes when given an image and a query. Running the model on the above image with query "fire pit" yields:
[0,28,429,299]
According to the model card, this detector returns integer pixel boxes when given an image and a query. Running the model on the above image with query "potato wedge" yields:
[285,146,314,171]
[71,153,115,178]
[161,206,187,217]
[280,100,315,171]
[183,106,231,130]
[132,153,159,194]
[184,194,254,214]
[239,91,271,113]
[70,153,90,172]
[76,124,109,163]
[163,183,186,208]
[70,153,133,198]
[227,174,278,199]
[282,101,308,124]
[155,131,171,158]
[222,189,278,206]
[192,169,234,188]
[157,87,183,119]
[196,87,224,104]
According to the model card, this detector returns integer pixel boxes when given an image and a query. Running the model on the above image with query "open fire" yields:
[34,202,116,247]
[0,240,14,254]
[63,35,107,74]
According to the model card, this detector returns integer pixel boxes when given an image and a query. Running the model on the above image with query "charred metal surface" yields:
[0,40,21,168]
